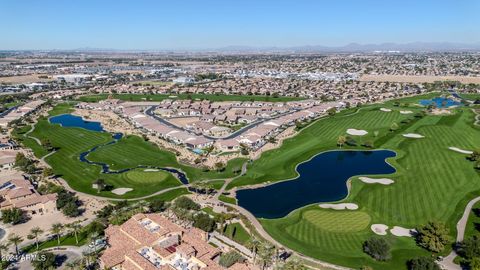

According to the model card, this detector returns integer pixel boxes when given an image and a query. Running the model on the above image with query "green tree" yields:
[337,135,346,148]
[192,213,216,232]
[363,237,391,261]
[246,237,262,264]
[30,226,44,250]
[416,221,451,253]
[174,196,200,210]
[93,179,106,193]
[1,208,24,224]
[148,199,167,212]
[68,221,82,245]
[407,257,440,270]
[219,250,243,268]
[327,108,336,116]
[8,234,23,255]
[51,223,64,246]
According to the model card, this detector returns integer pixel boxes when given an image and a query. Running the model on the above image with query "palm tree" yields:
[258,243,275,270]
[88,232,100,254]
[51,223,64,246]
[68,222,82,245]
[0,242,10,259]
[8,233,23,255]
[337,135,346,148]
[246,237,261,264]
[30,226,44,250]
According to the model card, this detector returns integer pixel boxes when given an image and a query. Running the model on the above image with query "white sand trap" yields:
[346,129,368,136]
[403,133,424,138]
[111,188,133,195]
[400,110,413,114]
[448,147,473,155]
[371,224,389,235]
[380,108,392,112]
[390,226,416,237]
[358,177,394,185]
[144,169,159,172]
[319,203,359,210]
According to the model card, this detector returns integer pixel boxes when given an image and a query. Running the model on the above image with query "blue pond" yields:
[237,150,396,219]
[50,114,105,132]
[419,97,461,108]
[49,114,189,184]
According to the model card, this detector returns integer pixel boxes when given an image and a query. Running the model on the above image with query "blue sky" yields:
[1,0,479,50]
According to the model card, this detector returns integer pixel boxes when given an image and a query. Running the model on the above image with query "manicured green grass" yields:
[22,231,89,253]
[219,195,237,205]
[228,93,480,269]
[77,93,305,103]
[223,222,251,245]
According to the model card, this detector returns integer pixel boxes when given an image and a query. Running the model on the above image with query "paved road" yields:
[210,231,253,258]
[439,196,480,270]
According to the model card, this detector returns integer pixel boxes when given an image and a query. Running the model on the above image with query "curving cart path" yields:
[439,196,480,270]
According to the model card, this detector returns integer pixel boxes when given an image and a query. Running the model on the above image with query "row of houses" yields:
[216,101,342,151]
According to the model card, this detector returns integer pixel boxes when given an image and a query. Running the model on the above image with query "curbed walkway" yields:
[439,196,480,270]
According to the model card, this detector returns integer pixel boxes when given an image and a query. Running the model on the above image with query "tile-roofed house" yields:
[100,213,256,270]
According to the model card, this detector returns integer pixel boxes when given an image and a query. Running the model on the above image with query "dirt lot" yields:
[0,74,54,84]
[360,74,480,84]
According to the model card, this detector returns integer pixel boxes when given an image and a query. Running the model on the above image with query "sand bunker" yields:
[319,203,359,210]
[403,133,424,138]
[358,177,394,185]
[144,169,159,172]
[371,224,389,235]
[390,226,416,237]
[346,129,368,136]
[448,147,473,155]
[400,110,413,114]
[111,188,133,195]
[380,108,392,112]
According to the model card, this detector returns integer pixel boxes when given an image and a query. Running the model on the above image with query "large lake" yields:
[237,150,396,219]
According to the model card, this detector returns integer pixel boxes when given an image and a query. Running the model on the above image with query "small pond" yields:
[237,150,396,219]
[49,114,105,132]
[419,97,461,108]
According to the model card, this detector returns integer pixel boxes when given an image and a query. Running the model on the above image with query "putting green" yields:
[303,210,371,233]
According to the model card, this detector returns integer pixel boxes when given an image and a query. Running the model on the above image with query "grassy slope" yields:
[231,94,480,269]
[77,93,304,103]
